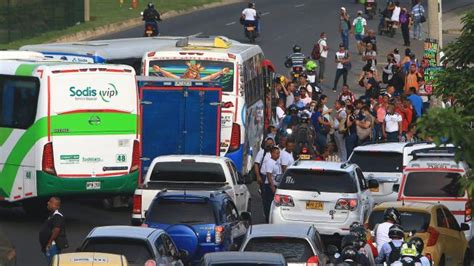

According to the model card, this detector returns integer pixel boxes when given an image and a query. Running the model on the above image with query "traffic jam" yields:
[0,32,471,266]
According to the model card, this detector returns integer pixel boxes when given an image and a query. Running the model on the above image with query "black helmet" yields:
[408,236,424,254]
[388,224,405,239]
[147,2,154,8]
[340,246,359,263]
[288,104,298,114]
[299,111,310,123]
[293,45,302,53]
[351,226,367,242]
[341,234,358,249]
[248,2,255,8]
[384,207,401,224]
[349,221,362,231]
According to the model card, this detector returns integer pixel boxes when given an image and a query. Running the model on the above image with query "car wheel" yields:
[439,255,446,266]
[463,250,470,266]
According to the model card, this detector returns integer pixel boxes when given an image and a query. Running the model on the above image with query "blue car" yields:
[144,191,251,264]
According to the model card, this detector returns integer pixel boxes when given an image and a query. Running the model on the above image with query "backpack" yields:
[355,18,364,34]
[388,242,402,264]
[311,40,322,60]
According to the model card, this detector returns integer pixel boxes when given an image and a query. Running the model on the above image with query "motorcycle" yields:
[365,1,377,20]
[244,22,257,43]
[141,12,160,37]
[377,10,396,37]
[290,66,304,81]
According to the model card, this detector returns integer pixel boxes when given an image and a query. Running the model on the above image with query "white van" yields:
[399,147,472,240]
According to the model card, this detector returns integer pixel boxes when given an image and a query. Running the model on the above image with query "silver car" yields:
[239,224,328,265]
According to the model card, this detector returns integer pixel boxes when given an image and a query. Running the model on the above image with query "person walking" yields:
[411,0,425,40]
[399,7,412,46]
[351,11,368,55]
[39,197,68,264]
[333,43,351,92]
[312,32,329,84]
[339,7,350,50]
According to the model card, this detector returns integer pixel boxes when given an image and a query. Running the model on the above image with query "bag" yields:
[388,242,402,264]
[420,15,426,23]
[355,18,364,34]
[311,41,321,60]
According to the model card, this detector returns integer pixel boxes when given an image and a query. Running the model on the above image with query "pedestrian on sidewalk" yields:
[383,103,402,142]
[399,7,412,46]
[333,43,351,92]
[352,11,368,55]
[411,0,426,40]
[312,32,329,84]
[39,197,68,264]
[333,100,348,161]
[339,7,351,50]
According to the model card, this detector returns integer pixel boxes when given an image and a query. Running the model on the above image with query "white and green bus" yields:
[0,52,140,210]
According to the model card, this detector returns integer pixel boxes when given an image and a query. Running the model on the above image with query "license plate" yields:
[370,187,379,192]
[300,154,311,160]
[246,27,255,31]
[146,30,153,34]
[366,6,372,10]
[306,201,324,210]
[86,181,101,190]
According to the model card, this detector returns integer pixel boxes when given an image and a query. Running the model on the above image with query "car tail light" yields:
[215,226,224,244]
[130,140,140,172]
[274,194,295,207]
[42,142,56,175]
[132,195,142,214]
[302,147,308,154]
[426,226,439,246]
[465,201,472,222]
[228,123,241,152]
[335,199,358,211]
[307,255,319,266]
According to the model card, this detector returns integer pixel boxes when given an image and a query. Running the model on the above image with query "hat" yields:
[357,10,363,15]
[340,7,346,11]
[339,42,345,48]
[293,90,301,96]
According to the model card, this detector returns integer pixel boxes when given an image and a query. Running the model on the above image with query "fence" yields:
[0,0,84,44]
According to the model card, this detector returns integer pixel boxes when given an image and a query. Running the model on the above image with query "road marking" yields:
[261,12,270,16]
[225,21,236,26]
[295,4,305,8]
[189,32,203,37]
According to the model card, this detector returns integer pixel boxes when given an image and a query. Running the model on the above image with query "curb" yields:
[54,0,244,43]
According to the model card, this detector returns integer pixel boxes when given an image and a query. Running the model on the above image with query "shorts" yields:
[355,34,364,41]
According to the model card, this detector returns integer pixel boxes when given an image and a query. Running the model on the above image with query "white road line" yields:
[225,21,236,26]
[261,12,270,16]
[295,4,305,8]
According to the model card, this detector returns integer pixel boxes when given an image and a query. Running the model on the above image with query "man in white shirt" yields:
[333,43,350,93]
[253,137,275,187]
[383,103,402,142]
[333,100,347,161]
[261,146,281,222]
[241,2,259,33]
[317,32,329,83]
[391,1,401,24]
[276,99,286,123]
[280,139,295,172]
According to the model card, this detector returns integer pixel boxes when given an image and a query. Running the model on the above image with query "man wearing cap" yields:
[293,90,305,109]
[339,7,350,50]
[351,10,368,55]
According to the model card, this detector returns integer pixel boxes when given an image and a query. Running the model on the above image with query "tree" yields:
[417,10,474,190]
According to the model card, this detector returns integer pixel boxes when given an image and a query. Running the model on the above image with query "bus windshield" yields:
[148,60,234,92]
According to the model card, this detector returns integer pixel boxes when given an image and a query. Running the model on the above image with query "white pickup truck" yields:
[132,155,252,225]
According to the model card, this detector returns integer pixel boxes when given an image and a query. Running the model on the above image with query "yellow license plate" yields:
[246,27,255,31]
[300,154,310,160]
[306,201,323,210]
[146,31,153,34]
[370,187,379,192]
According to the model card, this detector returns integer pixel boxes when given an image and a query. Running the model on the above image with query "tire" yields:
[463,250,470,266]
[439,255,446,266]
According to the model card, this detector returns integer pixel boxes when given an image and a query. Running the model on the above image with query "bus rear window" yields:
[0,75,39,129]
[403,172,465,197]
[148,60,234,92]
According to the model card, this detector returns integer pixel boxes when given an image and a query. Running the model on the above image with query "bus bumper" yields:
[36,171,138,197]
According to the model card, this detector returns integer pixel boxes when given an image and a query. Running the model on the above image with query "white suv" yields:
[348,142,436,204]
[269,160,379,236]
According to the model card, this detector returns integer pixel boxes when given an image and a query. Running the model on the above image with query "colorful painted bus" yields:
[0,51,139,211]
[141,36,275,175]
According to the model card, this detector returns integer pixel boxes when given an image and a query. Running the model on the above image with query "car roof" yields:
[373,201,440,211]
[248,224,315,238]
[353,142,432,153]
[203,252,285,264]
[88,226,161,240]
[289,160,355,172]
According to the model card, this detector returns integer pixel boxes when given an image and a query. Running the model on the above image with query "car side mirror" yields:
[460,223,470,231]
[368,179,379,189]
[240,211,252,224]
[326,244,339,257]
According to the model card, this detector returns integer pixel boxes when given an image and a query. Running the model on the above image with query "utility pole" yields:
[427,0,442,49]
[84,0,90,22]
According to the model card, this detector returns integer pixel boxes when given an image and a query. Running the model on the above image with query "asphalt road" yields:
[0,0,470,265]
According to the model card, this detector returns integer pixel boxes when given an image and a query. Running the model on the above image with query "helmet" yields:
[293,45,302,53]
[350,226,367,242]
[340,246,359,263]
[288,104,298,114]
[408,236,424,254]
[248,2,255,8]
[147,2,154,8]
[349,221,362,231]
[305,60,317,71]
[388,224,405,239]
[384,207,401,224]
[299,111,310,123]
[341,234,358,249]
[400,242,419,257]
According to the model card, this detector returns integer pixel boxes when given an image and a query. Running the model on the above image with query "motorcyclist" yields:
[303,61,322,98]
[350,225,376,265]
[285,45,306,71]
[376,224,405,264]
[335,236,371,266]
[293,111,317,159]
[142,3,161,35]
[280,104,300,131]
[397,237,431,266]
[391,241,427,266]
[241,2,260,34]
[374,207,401,253]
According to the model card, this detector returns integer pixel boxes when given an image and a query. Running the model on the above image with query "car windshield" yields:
[349,151,403,173]
[279,169,357,193]
[243,237,314,262]
[404,172,464,197]
[147,200,216,225]
[150,162,226,183]
[368,210,431,232]
[82,237,153,264]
